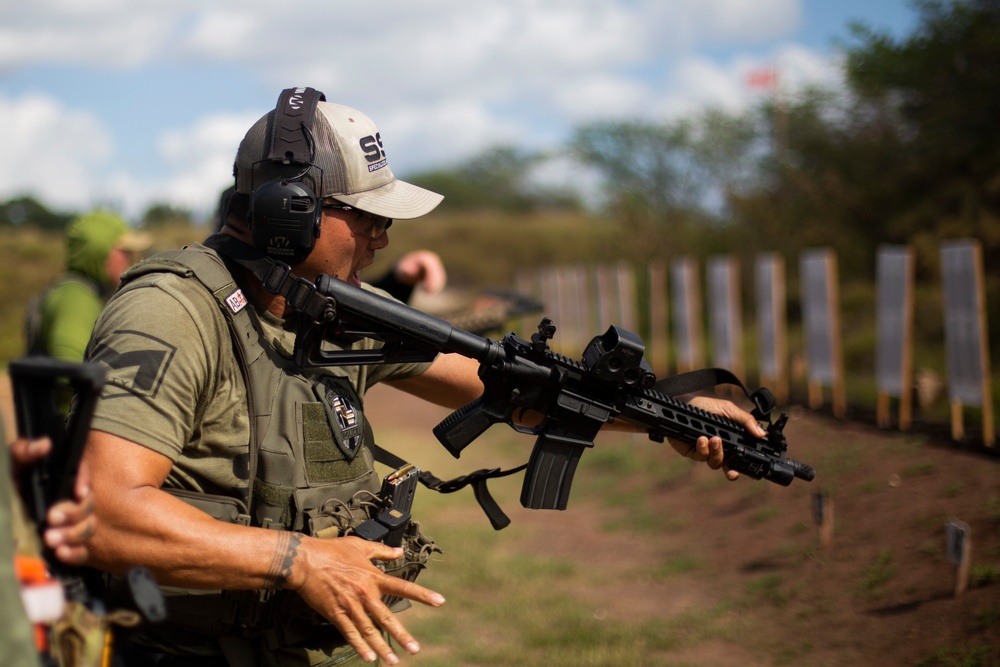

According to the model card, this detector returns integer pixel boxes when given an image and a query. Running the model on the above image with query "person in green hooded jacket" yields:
[29,211,151,363]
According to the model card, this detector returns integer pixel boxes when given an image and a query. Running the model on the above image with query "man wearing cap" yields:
[29,210,151,363]
[214,184,447,304]
[79,88,763,666]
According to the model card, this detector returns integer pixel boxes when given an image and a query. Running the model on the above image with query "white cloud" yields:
[0,0,864,216]
[645,43,847,123]
[379,99,525,174]
[0,93,113,211]
[772,42,846,92]
[0,2,183,70]
[180,10,259,60]
[152,112,259,214]
[548,76,654,124]
[697,0,802,43]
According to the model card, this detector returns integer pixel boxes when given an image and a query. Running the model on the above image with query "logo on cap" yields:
[360,135,385,164]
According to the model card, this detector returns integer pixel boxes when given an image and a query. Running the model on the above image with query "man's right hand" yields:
[288,534,445,665]
[10,436,96,565]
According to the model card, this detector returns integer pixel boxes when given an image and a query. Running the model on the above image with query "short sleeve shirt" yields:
[86,267,431,498]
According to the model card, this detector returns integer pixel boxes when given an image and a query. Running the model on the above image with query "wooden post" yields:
[951,401,966,442]
[946,519,972,597]
[708,256,744,395]
[813,492,834,551]
[876,393,891,429]
[941,240,995,446]
[875,245,915,430]
[615,262,638,335]
[595,265,615,331]
[515,269,541,336]
[648,262,669,377]
[671,257,704,373]
[800,249,846,418]
[755,254,788,406]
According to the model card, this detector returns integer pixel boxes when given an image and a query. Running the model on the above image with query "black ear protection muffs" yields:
[248,87,327,265]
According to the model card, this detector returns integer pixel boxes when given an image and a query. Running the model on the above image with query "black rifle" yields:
[295,277,814,515]
[10,357,166,649]
[12,357,105,586]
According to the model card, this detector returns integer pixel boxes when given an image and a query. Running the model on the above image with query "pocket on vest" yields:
[301,401,372,484]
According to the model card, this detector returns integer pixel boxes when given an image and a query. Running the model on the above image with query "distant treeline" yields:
[4,1,996,333]
[0,197,197,231]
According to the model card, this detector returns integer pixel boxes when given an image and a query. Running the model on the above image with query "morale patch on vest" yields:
[225,289,248,314]
[329,393,362,460]
[314,379,365,462]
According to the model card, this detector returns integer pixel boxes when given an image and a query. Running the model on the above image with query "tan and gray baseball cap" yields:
[234,98,443,220]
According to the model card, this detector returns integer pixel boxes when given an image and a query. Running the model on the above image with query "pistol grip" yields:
[433,397,497,458]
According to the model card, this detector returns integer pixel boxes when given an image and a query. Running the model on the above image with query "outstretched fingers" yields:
[328,598,389,664]
[328,578,445,665]
[296,537,446,664]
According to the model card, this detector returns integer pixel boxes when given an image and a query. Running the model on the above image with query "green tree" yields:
[408,146,581,213]
[567,109,770,261]
[844,0,1000,267]
[0,196,74,231]
[569,119,705,222]
[140,202,194,229]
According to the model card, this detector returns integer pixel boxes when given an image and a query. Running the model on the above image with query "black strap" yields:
[370,443,523,531]
[653,367,776,420]
[207,233,526,531]
[269,87,326,165]
[204,234,336,323]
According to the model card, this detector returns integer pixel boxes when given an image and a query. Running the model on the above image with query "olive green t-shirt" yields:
[86,269,431,497]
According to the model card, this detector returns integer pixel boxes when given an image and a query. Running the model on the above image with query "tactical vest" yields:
[114,244,436,643]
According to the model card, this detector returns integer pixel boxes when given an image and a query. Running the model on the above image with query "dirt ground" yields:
[365,384,1000,667]
[4,370,997,665]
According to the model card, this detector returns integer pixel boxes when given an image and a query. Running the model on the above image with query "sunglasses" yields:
[322,201,393,240]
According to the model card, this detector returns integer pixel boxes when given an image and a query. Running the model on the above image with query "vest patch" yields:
[225,289,248,314]
[315,379,364,462]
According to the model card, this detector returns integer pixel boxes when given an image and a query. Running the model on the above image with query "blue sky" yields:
[0,0,918,221]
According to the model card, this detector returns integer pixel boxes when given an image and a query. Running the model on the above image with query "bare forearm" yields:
[387,353,483,410]
[86,484,298,592]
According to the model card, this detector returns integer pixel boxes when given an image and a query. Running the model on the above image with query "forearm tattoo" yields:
[265,531,304,589]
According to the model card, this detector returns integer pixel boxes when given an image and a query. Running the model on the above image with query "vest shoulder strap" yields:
[119,244,268,514]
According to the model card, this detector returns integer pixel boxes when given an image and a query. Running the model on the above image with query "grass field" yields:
[364,384,1000,667]
[4,214,998,665]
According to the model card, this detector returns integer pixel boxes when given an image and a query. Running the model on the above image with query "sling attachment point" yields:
[205,233,337,323]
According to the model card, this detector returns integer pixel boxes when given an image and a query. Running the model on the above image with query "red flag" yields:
[746,67,777,91]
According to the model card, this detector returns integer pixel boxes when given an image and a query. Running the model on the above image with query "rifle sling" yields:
[653,368,776,420]
[206,234,524,531]
[370,443,523,531]
[204,233,336,323]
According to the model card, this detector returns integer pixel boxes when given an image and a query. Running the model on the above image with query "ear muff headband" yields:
[249,87,327,264]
